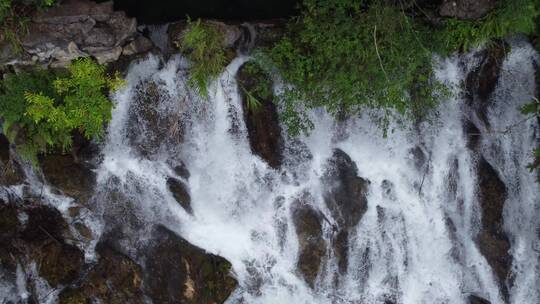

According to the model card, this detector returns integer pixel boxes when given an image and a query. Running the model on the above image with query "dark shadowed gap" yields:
[110,0,301,24]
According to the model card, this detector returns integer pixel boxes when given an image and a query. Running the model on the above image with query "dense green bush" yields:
[439,0,539,53]
[179,18,227,98]
[0,58,123,164]
[268,0,438,135]
[265,0,539,135]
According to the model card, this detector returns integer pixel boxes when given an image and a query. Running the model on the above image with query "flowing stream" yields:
[2,38,539,304]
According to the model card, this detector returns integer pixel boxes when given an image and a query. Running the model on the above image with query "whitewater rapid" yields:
[90,39,540,304]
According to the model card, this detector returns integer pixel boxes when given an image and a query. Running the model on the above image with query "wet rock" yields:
[122,36,153,56]
[468,294,491,304]
[59,243,144,304]
[1,0,150,67]
[238,61,283,169]
[144,226,237,304]
[128,80,183,157]
[291,195,326,288]
[440,0,498,20]
[0,134,25,186]
[39,153,96,203]
[0,201,85,291]
[465,42,508,127]
[322,149,369,229]
[475,157,511,298]
[322,149,369,273]
[36,241,84,287]
[173,162,191,180]
[167,177,192,214]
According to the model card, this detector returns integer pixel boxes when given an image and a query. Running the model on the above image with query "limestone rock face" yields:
[1,0,153,67]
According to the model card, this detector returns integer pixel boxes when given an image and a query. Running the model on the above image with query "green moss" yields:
[179,18,227,98]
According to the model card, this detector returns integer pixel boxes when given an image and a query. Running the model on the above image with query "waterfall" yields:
[2,39,538,303]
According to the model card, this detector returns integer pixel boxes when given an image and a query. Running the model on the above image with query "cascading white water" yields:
[94,38,539,304]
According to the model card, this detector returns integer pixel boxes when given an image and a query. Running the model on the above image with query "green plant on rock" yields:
[238,60,273,113]
[0,57,123,164]
[438,0,539,53]
[268,0,438,135]
[180,18,227,98]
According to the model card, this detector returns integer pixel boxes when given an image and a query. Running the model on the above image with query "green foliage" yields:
[239,61,273,112]
[0,0,55,51]
[180,18,227,98]
[438,0,540,53]
[268,0,437,135]
[0,58,122,164]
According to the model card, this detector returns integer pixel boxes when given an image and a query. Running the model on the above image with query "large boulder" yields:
[321,149,370,273]
[291,194,326,288]
[440,0,498,20]
[475,157,511,299]
[237,61,283,169]
[144,226,237,304]
[39,153,96,204]
[468,294,492,304]
[322,149,369,229]
[59,243,144,304]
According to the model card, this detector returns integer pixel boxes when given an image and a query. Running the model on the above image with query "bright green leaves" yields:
[0,58,122,164]
[179,18,227,98]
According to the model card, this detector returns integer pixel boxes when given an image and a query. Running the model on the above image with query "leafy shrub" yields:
[268,0,437,135]
[179,18,227,98]
[438,0,540,53]
[238,61,273,112]
[0,58,123,164]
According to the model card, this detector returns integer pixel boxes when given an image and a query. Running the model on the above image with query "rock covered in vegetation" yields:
[0,0,153,67]
[475,157,511,299]
[440,0,498,20]
[238,61,283,169]
[144,226,237,304]
[292,194,326,288]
